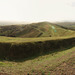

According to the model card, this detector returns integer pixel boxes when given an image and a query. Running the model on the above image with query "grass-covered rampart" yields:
[0,37,75,60]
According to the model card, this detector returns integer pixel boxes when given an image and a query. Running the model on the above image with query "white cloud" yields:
[71,2,75,7]
[0,0,75,22]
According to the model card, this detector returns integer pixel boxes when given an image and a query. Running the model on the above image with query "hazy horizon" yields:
[0,0,75,22]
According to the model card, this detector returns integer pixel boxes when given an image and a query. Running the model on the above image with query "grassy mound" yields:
[0,36,75,60]
[0,22,75,37]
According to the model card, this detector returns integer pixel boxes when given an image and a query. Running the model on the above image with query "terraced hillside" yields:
[0,22,75,37]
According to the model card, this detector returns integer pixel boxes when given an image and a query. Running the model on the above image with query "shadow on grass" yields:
[17,45,75,62]
[0,45,74,62]
[0,37,75,62]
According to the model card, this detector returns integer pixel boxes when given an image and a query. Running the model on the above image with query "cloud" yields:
[68,1,75,7]
[71,2,75,7]
[0,0,75,22]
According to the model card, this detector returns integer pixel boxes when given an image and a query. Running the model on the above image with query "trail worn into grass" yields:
[0,46,75,75]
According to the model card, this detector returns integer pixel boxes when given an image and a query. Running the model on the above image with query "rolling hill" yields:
[55,22,75,30]
[0,36,75,74]
[0,21,31,26]
[0,22,75,75]
[0,22,75,37]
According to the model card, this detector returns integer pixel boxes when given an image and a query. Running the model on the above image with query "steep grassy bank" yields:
[0,36,75,60]
[0,46,75,75]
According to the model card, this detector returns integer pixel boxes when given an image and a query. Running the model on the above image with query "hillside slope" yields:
[0,22,75,37]
[55,22,75,30]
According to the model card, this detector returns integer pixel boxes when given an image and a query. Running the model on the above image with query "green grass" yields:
[0,46,74,75]
[0,36,75,60]
[55,22,75,30]
[0,36,74,74]
[0,22,75,37]
[0,36,75,43]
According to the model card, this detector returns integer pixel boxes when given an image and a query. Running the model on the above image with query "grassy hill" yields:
[55,22,75,30]
[0,21,75,74]
[0,36,75,60]
[0,22,75,37]
[0,36,75,74]
[0,21,31,26]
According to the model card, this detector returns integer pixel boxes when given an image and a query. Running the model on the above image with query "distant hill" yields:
[0,22,75,37]
[55,22,75,30]
[0,21,31,26]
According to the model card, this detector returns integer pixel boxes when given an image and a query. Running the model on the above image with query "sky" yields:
[0,0,75,22]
